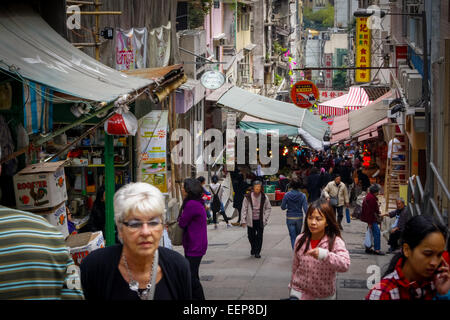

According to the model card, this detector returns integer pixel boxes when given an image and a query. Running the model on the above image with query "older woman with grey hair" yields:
[80,182,192,300]
[241,179,272,258]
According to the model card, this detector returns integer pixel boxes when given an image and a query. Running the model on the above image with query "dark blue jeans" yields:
[286,218,303,249]
[371,223,381,251]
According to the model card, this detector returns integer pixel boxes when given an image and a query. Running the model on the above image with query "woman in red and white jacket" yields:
[289,199,351,300]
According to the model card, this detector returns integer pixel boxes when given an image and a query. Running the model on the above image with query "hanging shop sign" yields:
[319,90,347,102]
[115,27,148,71]
[290,80,319,109]
[200,71,226,90]
[137,110,168,193]
[225,112,236,172]
[324,54,333,89]
[355,17,371,83]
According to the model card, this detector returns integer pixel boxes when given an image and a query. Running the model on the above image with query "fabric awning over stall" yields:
[317,94,363,116]
[217,87,329,146]
[348,90,397,136]
[0,5,152,103]
[330,114,350,144]
[355,118,389,142]
[239,115,300,137]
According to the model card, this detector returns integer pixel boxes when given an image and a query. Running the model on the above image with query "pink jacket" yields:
[289,234,350,299]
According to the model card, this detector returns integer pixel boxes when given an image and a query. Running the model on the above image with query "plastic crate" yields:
[264,185,276,193]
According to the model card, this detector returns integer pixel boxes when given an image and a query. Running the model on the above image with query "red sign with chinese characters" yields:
[319,90,347,102]
[324,54,333,89]
[290,80,319,109]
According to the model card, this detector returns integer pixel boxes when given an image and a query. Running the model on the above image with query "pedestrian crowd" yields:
[0,146,449,300]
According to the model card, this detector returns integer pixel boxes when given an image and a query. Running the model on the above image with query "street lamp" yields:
[353,9,386,19]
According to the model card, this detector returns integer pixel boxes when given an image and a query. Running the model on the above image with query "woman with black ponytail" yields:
[366,214,450,300]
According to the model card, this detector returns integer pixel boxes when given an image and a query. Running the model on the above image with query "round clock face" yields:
[200,71,225,90]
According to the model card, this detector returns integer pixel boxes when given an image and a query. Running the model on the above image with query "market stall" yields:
[0,5,185,259]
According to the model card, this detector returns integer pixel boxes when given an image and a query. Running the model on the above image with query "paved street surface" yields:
[173,205,392,300]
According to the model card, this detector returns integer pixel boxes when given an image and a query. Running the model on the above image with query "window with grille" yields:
[239,54,251,83]
[242,13,250,31]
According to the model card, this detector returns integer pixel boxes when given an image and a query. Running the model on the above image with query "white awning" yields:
[217,86,329,150]
[0,5,152,103]
[244,43,257,51]
[348,90,397,136]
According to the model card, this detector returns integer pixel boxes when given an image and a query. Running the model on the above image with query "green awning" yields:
[239,121,300,137]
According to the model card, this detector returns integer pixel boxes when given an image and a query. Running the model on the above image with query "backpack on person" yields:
[210,185,222,213]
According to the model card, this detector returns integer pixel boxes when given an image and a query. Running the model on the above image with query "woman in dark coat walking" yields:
[306,167,321,203]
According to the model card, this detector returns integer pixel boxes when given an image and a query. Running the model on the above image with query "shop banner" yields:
[137,110,168,193]
[225,112,236,172]
[115,27,148,71]
[319,90,347,102]
[355,17,371,83]
[324,54,333,89]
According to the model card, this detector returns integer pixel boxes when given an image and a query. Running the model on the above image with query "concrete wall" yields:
[324,33,348,54]
[252,0,266,87]
[334,0,358,28]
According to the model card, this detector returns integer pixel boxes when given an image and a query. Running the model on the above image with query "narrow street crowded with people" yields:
[0,1,449,313]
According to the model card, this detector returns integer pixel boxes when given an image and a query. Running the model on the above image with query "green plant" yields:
[188,0,213,29]
[273,41,287,56]
[229,2,247,19]
[333,69,347,90]
[274,74,283,86]
[303,4,334,30]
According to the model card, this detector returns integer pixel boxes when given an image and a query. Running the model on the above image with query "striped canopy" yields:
[317,86,372,116]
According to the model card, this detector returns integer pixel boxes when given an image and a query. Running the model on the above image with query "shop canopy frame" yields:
[0,4,154,104]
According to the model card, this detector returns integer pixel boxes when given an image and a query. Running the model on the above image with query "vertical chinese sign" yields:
[137,111,168,193]
[355,18,371,83]
[324,54,333,89]
[225,112,236,172]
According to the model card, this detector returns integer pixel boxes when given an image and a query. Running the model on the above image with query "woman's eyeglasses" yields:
[122,218,163,231]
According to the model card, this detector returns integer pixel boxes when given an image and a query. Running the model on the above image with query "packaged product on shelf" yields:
[13,160,68,211]
[35,201,69,238]
[65,231,105,266]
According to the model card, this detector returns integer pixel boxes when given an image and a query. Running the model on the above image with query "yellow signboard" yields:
[355,17,371,83]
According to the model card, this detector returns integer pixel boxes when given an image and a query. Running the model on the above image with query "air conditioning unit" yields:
[406,73,422,105]
[400,68,419,89]
[178,29,207,79]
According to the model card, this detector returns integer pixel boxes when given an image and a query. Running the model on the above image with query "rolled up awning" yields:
[217,86,329,150]
[0,5,152,103]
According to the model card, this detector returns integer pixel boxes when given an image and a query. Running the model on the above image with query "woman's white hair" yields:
[113,182,166,227]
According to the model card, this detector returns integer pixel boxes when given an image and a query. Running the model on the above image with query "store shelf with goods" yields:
[61,123,134,223]
[67,161,130,168]
[76,145,128,148]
